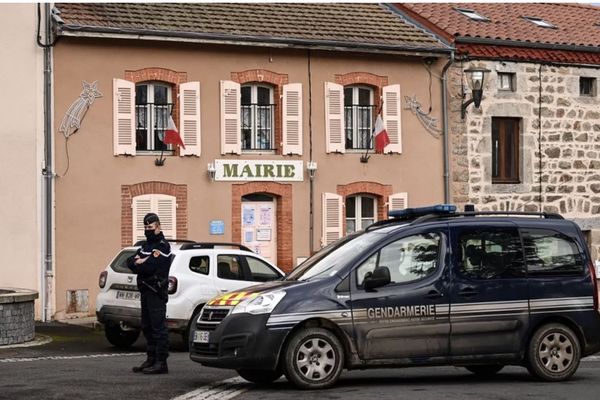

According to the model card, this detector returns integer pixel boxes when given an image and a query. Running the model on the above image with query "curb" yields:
[0,334,52,349]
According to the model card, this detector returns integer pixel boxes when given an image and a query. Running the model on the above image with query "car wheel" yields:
[283,327,344,390]
[464,365,504,376]
[104,324,140,348]
[527,323,581,381]
[237,368,282,385]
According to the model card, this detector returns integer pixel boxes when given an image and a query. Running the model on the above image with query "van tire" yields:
[464,365,504,376]
[283,327,344,390]
[104,324,140,348]
[527,323,581,381]
[237,368,282,384]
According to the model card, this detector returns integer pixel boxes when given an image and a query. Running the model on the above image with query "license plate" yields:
[194,330,210,343]
[116,291,140,300]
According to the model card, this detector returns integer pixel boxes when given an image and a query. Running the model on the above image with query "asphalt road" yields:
[1,322,600,400]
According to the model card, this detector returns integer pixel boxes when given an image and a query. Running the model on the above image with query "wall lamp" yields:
[461,67,491,119]
[306,161,318,180]
[207,162,216,181]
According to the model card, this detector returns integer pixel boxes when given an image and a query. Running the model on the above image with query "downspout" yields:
[441,51,455,204]
[307,49,315,256]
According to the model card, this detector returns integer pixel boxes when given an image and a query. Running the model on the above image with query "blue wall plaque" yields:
[209,220,225,235]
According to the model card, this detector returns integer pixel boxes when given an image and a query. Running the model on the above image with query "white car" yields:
[96,240,285,348]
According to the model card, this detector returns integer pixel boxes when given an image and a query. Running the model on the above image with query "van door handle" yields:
[220,289,228,293]
[459,287,478,297]
[426,290,443,299]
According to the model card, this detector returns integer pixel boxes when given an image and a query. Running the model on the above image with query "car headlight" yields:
[231,291,286,315]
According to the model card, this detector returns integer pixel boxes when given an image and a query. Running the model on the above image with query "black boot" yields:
[142,361,168,375]
[132,358,155,373]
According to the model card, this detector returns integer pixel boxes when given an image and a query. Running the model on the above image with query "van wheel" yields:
[283,328,344,390]
[527,323,581,381]
[104,324,140,348]
[465,365,504,376]
[237,368,282,384]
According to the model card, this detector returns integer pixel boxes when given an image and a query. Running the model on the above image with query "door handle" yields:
[426,290,443,299]
[220,289,228,293]
[459,287,478,297]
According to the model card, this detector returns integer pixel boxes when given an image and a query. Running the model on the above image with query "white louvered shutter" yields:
[132,194,177,242]
[220,80,241,155]
[282,83,303,155]
[324,82,345,153]
[113,78,135,155]
[179,81,201,156]
[388,192,408,214]
[322,192,343,247]
[383,84,402,154]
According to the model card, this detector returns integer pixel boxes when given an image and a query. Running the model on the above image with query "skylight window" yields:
[523,16,556,28]
[455,8,489,21]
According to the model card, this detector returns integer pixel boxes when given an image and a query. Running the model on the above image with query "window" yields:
[344,86,374,150]
[346,195,376,234]
[246,257,281,282]
[580,77,597,97]
[135,82,173,152]
[458,228,525,279]
[216,255,244,280]
[111,249,137,274]
[241,84,274,150]
[498,72,515,91]
[357,232,441,287]
[189,256,209,275]
[523,16,556,28]
[492,117,520,184]
[132,194,176,242]
[523,229,584,275]
[455,8,489,21]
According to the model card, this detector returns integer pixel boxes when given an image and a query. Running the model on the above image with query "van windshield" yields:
[285,231,382,282]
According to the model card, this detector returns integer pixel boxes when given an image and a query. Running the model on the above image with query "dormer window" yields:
[455,8,489,21]
[523,16,556,28]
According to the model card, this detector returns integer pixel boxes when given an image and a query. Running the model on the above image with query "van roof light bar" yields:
[388,204,457,220]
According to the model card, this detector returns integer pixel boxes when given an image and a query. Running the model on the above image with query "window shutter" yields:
[113,78,135,155]
[388,192,408,214]
[220,80,241,155]
[132,194,177,242]
[321,192,343,247]
[324,82,345,154]
[179,81,201,157]
[383,84,402,154]
[282,83,303,155]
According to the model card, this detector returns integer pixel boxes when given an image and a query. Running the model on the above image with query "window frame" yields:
[345,194,377,234]
[240,83,275,152]
[135,81,174,154]
[344,85,374,151]
[580,77,597,97]
[492,117,521,184]
[498,72,516,92]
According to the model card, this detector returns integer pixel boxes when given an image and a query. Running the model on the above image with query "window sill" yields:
[241,150,276,155]
[136,151,175,156]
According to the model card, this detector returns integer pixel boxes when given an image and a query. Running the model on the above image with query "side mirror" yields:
[364,266,391,290]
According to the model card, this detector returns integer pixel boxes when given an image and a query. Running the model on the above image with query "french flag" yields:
[373,114,390,154]
[163,115,186,149]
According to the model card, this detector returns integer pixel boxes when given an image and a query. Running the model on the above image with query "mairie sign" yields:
[214,160,304,181]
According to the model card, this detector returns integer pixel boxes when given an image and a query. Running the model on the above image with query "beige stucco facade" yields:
[0,4,45,318]
[52,37,448,318]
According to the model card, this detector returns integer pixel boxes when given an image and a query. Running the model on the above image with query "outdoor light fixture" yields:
[306,161,317,180]
[207,162,216,181]
[461,67,491,119]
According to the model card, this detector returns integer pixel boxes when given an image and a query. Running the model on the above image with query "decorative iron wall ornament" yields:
[403,95,441,138]
[59,80,103,138]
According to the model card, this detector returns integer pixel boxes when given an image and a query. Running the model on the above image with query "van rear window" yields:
[522,229,584,275]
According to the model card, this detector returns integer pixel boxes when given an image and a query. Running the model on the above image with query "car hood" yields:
[207,280,299,306]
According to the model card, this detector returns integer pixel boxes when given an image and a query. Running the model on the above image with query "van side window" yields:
[522,229,584,275]
[458,228,525,279]
[189,256,209,275]
[357,232,441,287]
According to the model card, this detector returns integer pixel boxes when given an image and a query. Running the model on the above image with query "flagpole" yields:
[360,100,384,163]
[155,105,173,166]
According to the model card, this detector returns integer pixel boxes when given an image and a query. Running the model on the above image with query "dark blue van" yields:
[189,206,600,389]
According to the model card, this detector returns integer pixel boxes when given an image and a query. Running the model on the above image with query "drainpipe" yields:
[441,52,455,204]
[307,49,314,256]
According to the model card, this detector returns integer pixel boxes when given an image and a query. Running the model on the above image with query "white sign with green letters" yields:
[214,160,304,181]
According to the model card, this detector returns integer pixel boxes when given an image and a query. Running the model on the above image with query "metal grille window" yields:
[135,83,173,152]
[344,86,374,150]
[492,117,520,184]
[241,84,274,150]
[346,195,376,234]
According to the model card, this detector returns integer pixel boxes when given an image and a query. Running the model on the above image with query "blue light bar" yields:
[388,204,457,219]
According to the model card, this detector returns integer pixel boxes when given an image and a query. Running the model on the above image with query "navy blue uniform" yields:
[127,232,171,363]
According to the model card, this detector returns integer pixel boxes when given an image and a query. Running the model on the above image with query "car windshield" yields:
[285,231,382,281]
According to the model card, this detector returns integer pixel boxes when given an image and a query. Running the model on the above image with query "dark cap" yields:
[143,213,160,225]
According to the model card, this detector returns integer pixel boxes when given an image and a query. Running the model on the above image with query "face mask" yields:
[145,230,157,240]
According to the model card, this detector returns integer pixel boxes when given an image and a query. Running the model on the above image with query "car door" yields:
[449,222,529,358]
[349,227,451,361]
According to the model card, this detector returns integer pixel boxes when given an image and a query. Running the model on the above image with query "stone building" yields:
[397,3,600,259]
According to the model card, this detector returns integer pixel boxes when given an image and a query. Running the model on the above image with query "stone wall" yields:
[449,60,600,259]
[0,289,38,346]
